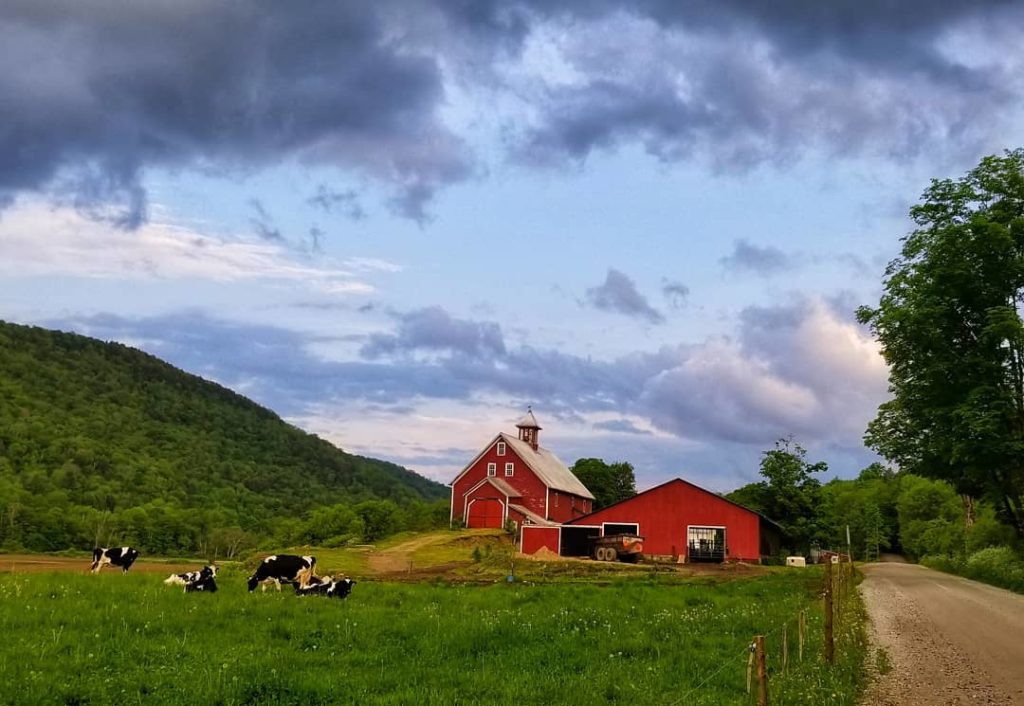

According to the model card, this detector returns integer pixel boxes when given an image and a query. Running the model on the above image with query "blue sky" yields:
[3,1,1024,491]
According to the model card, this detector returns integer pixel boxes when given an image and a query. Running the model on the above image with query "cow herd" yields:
[90,546,355,599]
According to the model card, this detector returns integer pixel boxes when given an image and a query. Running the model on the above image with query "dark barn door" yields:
[560,526,600,556]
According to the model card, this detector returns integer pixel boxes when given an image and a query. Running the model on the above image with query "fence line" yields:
[666,552,858,705]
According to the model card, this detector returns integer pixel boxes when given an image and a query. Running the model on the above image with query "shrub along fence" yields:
[921,547,1024,594]
[669,556,865,706]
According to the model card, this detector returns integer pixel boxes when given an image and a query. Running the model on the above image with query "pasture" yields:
[0,567,864,705]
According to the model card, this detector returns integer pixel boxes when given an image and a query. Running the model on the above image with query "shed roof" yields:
[508,503,558,526]
[483,476,521,497]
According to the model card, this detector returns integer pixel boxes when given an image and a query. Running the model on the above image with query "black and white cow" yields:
[183,565,218,593]
[91,547,140,573]
[164,564,218,587]
[247,555,316,592]
[295,576,355,599]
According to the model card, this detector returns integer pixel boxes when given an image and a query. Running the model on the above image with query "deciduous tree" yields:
[858,150,1024,535]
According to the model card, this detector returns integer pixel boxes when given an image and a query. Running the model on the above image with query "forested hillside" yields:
[0,321,447,554]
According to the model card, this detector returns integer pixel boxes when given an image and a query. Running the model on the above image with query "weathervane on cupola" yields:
[515,406,542,451]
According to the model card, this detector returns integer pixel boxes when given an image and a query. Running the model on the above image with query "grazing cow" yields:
[295,576,355,599]
[247,555,316,592]
[91,547,140,573]
[164,564,218,587]
[184,565,218,593]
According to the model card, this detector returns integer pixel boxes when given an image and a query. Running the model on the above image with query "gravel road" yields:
[860,561,1024,705]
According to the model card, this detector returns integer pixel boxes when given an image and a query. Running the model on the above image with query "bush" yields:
[965,516,1016,554]
[922,547,1024,595]
[963,547,1024,593]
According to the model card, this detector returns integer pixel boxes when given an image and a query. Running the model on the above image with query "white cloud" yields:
[0,199,393,294]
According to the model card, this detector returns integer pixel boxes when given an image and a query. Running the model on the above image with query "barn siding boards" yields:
[451,414,594,529]
[566,478,766,562]
[521,526,559,554]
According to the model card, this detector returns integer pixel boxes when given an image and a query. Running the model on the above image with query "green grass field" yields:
[0,568,865,705]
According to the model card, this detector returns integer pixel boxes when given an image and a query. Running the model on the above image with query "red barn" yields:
[521,477,782,562]
[450,410,595,529]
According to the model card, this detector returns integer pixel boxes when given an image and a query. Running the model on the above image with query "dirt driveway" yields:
[860,561,1024,705]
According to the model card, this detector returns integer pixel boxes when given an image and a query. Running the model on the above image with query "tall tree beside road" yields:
[858,150,1024,535]
[570,458,637,510]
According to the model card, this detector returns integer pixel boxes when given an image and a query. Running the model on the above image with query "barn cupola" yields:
[515,407,542,451]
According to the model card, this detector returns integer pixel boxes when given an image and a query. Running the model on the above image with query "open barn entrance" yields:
[602,523,639,537]
[687,526,726,562]
[559,526,600,556]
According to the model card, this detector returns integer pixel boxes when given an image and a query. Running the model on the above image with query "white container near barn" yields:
[785,556,806,567]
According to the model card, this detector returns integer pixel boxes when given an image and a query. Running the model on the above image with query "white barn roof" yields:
[499,432,594,500]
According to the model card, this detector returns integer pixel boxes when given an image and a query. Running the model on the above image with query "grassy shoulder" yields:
[0,563,866,706]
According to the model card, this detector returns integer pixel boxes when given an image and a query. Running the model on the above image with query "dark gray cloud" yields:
[592,419,653,435]
[662,280,690,309]
[585,269,664,324]
[4,1,1019,227]
[719,240,793,276]
[247,199,283,242]
[361,306,507,360]
[511,2,1021,169]
[307,185,366,221]
[0,1,471,225]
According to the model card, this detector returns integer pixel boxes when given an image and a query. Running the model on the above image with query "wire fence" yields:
[667,553,861,706]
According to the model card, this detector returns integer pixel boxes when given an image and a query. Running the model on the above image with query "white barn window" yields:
[496,442,506,456]
[505,462,514,476]
[487,463,496,476]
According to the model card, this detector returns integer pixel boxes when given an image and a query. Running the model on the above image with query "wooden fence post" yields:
[782,623,788,675]
[824,559,834,665]
[756,634,769,706]
[746,643,755,694]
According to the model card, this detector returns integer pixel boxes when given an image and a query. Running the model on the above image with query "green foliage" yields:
[727,437,826,552]
[569,457,637,509]
[962,547,1024,593]
[858,149,1024,535]
[896,475,963,559]
[0,570,864,705]
[0,320,447,554]
[966,511,1017,553]
[924,547,1024,594]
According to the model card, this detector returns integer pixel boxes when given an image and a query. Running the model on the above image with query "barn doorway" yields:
[560,526,600,556]
[602,522,639,537]
[687,526,725,562]
[467,499,504,528]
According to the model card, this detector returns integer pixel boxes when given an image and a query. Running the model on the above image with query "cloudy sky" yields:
[3,1,1023,491]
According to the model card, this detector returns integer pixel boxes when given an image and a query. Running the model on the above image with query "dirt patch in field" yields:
[0,554,202,575]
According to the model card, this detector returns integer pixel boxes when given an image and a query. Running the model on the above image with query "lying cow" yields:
[247,554,316,592]
[91,547,140,573]
[165,564,218,587]
[184,565,218,593]
[295,576,355,599]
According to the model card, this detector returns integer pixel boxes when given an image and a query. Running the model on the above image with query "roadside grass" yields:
[0,567,865,705]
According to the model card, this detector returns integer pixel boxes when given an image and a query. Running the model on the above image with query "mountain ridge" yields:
[0,320,447,552]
